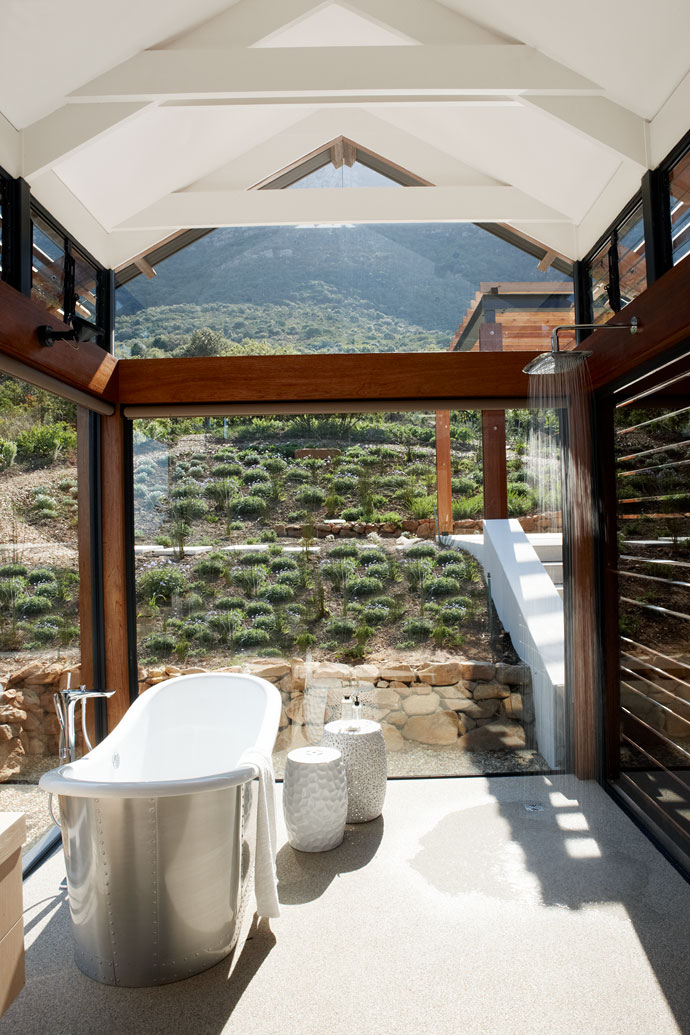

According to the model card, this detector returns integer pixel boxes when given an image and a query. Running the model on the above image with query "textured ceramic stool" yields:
[283,746,348,852]
[322,719,387,823]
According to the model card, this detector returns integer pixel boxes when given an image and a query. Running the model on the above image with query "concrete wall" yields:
[449,520,565,768]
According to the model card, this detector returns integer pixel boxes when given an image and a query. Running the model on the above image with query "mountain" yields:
[115,223,570,356]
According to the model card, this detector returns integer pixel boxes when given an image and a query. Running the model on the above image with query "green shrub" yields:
[212,462,243,478]
[232,567,266,596]
[170,497,207,522]
[242,467,270,485]
[408,495,435,520]
[441,603,467,623]
[263,456,287,475]
[425,576,460,597]
[347,575,383,597]
[143,633,175,658]
[137,565,188,601]
[25,568,56,587]
[269,556,298,573]
[453,495,483,519]
[286,467,309,484]
[402,618,432,642]
[0,439,17,470]
[406,543,437,559]
[208,612,243,639]
[362,603,388,626]
[17,594,53,615]
[239,450,262,466]
[246,600,273,617]
[234,496,267,518]
[378,511,403,525]
[404,558,433,591]
[297,485,326,510]
[341,506,362,521]
[436,550,460,566]
[262,583,294,603]
[171,482,201,499]
[236,628,271,648]
[360,562,390,582]
[359,550,387,567]
[30,579,58,597]
[188,465,205,479]
[321,558,355,589]
[0,563,28,577]
[237,550,268,567]
[0,574,24,601]
[30,620,60,644]
[276,570,301,587]
[185,624,215,645]
[204,479,238,510]
[154,535,172,548]
[333,474,357,494]
[247,481,274,499]
[194,556,226,580]
[440,563,468,582]
[254,614,276,632]
[216,596,246,611]
[260,529,278,542]
[16,422,76,468]
[329,544,360,559]
[326,618,356,641]
[180,591,204,614]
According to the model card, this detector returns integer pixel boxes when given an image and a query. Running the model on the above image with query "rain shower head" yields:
[522,350,592,375]
[522,316,639,376]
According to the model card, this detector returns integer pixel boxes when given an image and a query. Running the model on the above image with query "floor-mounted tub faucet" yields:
[54,675,115,763]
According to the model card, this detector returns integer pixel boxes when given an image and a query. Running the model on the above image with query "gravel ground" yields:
[0,784,54,857]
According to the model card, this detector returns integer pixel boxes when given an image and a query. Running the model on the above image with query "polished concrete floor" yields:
[4,775,690,1035]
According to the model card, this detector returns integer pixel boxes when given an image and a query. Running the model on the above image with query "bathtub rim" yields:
[39,670,281,799]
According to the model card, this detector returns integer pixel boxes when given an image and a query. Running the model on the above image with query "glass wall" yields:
[31,212,65,318]
[0,374,81,856]
[669,148,690,266]
[115,222,572,359]
[590,201,646,325]
[131,409,552,778]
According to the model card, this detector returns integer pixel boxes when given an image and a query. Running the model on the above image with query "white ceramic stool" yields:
[283,746,348,852]
[322,719,387,823]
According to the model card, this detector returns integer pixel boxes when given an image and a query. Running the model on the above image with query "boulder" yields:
[402,692,440,716]
[501,693,524,720]
[249,661,291,682]
[450,698,499,720]
[352,663,380,683]
[495,663,530,686]
[473,681,511,701]
[386,710,407,728]
[402,711,459,745]
[418,662,463,686]
[286,696,305,724]
[8,662,41,684]
[274,725,309,753]
[458,722,527,751]
[0,736,24,781]
[380,723,405,752]
[460,661,496,681]
[379,664,416,683]
[0,706,27,723]
[438,681,472,700]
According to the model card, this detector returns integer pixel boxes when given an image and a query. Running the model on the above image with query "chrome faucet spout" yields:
[53,685,116,763]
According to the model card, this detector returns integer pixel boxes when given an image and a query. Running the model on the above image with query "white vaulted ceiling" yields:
[1,0,690,269]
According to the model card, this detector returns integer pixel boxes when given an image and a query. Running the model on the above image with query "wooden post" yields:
[101,406,132,729]
[76,407,95,694]
[481,411,508,519]
[479,322,508,519]
[435,410,453,533]
[564,391,597,779]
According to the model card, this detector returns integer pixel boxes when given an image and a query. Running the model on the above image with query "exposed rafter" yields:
[116,184,571,230]
[69,45,601,102]
[521,95,649,167]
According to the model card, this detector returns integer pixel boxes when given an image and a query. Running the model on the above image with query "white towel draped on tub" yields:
[240,748,280,919]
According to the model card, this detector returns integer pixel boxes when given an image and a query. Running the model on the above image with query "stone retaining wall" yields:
[274,512,561,539]
[0,655,534,781]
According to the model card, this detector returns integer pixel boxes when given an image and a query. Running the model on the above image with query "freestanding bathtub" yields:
[40,672,281,987]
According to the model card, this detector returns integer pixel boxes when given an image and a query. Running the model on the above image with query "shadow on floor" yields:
[277,816,384,903]
[6,887,277,1035]
[411,774,690,1031]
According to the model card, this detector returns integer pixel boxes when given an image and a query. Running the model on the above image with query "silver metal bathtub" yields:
[40,673,280,987]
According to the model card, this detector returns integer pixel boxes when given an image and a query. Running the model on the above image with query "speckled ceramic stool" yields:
[322,719,387,823]
[283,746,348,852]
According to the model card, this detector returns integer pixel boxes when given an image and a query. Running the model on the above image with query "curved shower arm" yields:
[551,316,638,353]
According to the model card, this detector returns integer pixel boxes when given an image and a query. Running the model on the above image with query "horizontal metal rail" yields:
[617,568,690,590]
[621,651,690,700]
[620,596,690,622]
[621,706,690,763]
[620,555,690,570]
[620,678,690,732]
[617,769,690,846]
[616,404,690,436]
[622,636,690,678]
[618,439,690,464]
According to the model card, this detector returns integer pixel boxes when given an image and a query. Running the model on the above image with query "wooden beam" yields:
[100,406,131,730]
[117,351,533,406]
[0,281,118,401]
[435,411,452,533]
[134,257,157,280]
